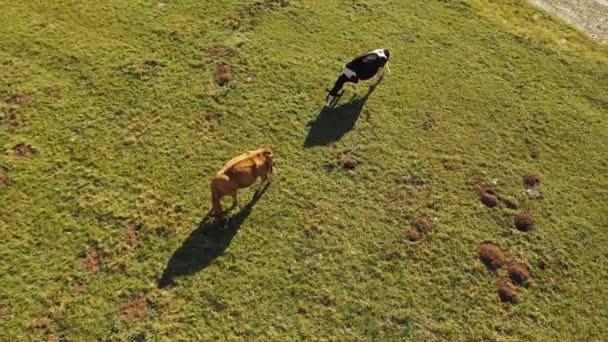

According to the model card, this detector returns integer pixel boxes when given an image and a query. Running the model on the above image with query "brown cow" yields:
[208,148,273,219]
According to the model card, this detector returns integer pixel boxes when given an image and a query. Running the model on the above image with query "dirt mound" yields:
[405,228,422,242]
[523,173,540,188]
[514,212,534,231]
[414,215,435,233]
[81,249,103,273]
[13,142,37,157]
[126,227,140,248]
[338,151,358,170]
[478,243,506,270]
[497,279,518,303]
[214,64,233,86]
[478,186,499,208]
[119,296,148,321]
[507,261,531,284]
[0,171,8,187]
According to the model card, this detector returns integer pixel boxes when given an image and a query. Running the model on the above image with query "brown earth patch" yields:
[81,249,103,273]
[414,215,435,233]
[7,93,33,105]
[47,334,59,342]
[497,279,518,303]
[33,315,52,330]
[13,142,38,157]
[203,112,219,125]
[477,185,518,209]
[478,186,499,208]
[338,151,358,170]
[143,60,160,68]
[0,305,9,320]
[523,173,540,188]
[537,258,549,270]
[214,64,233,86]
[126,227,140,248]
[478,243,506,270]
[0,171,8,187]
[405,228,422,242]
[514,212,534,231]
[507,261,531,284]
[119,296,148,321]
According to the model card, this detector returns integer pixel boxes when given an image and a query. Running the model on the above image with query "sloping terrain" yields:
[529,0,608,42]
[1,0,607,340]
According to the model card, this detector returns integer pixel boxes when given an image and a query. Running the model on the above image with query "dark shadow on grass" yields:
[158,185,268,289]
[304,78,382,147]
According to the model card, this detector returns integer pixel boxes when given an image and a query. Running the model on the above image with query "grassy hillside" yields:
[1,0,607,340]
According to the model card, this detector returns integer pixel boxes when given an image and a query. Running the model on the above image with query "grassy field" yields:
[1,0,607,340]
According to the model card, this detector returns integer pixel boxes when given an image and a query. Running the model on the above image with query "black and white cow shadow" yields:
[304,79,382,148]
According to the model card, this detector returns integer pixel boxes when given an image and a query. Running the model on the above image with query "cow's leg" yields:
[229,191,238,210]
[256,174,268,193]
[376,68,385,83]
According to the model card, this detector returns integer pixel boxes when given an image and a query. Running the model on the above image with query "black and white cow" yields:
[325,48,390,107]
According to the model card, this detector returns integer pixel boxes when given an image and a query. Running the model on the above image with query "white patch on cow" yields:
[371,48,387,59]
[341,67,357,79]
[325,94,336,107]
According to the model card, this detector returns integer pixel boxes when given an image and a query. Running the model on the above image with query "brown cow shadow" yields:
[304,78,382,148]
[157,185,268,288]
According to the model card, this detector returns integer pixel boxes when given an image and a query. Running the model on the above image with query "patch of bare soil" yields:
[478,186,499,208]
[507,261,532,284]
[477,185,518,209]
[203,112,220,125]
[497,279,518,303]
[214,64,233,86]
[33,315,52,330]
[13,142,37,157]
[81,249,103,273]
[0,171,8,187]
[514,212,535,231]
[338,151,358,170]
[414,215,435,233]
[523,173,540,188]
[126,227,140,248]
[528,0,608,43]
[0,305,9,320]
[478,243,507,270]
[143,60,160,69]
[7,93,33,105]
[119,296,148,321]
[405,228,422,242]
[47,334,59,342]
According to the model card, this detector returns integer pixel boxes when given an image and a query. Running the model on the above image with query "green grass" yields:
[1,0,607,340]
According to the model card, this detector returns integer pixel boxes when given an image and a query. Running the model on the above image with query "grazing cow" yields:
[325,48,391,107]
[208,148,273,219]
